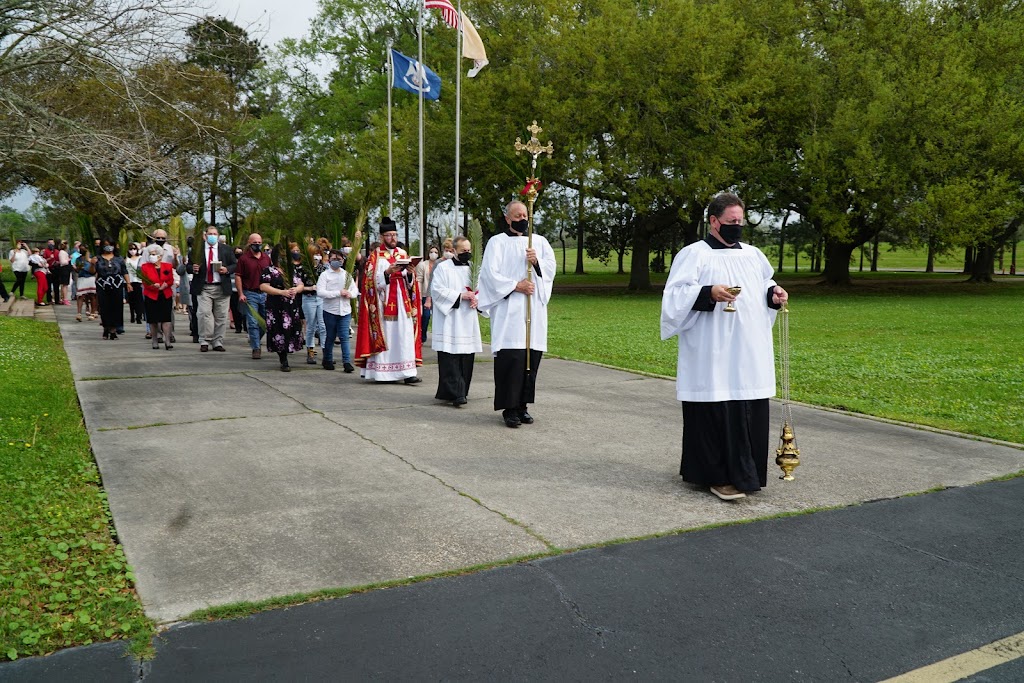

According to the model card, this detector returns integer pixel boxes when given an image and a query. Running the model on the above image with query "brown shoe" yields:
[710,485,746,501]
[252,349,261,360]
[200,344,209,352]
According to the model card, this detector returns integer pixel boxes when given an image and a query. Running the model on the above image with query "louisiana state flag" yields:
[390,50,441,101]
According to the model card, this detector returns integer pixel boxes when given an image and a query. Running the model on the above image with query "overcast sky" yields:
[6,1,321,211]
[207,0,320,47]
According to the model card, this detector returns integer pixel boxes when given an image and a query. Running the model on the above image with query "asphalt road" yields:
[4,476,1022,682]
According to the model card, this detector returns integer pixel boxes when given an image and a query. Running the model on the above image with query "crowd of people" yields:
[8,191,794,495]
[8,201,556,429]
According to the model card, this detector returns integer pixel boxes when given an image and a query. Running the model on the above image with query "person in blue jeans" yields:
[316,249,359,372]
[235,233,272,359]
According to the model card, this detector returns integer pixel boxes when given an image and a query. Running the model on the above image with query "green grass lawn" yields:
[0,318,151,661]
[487,279,1024,444]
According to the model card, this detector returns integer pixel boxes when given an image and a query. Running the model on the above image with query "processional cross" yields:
[512,120,553,370]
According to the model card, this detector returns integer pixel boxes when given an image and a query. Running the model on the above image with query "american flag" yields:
[425,0,459,29]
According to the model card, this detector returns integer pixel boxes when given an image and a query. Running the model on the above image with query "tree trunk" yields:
[859,243,865,272]
[575,175,585,275]
[870,235,879,272]
[558,224,566,274]
[777,213,789,273]
[926,238,935,273]
[821,240,857,285]
[1011,240,1017,275]
[230,163,239,238]
[967,245,996,283]
[210,148,219,227]
[628,230,651,291]
[403,189,411,250]
[963,246,974,274]
[617,248,625,274]
[684,201,702,247]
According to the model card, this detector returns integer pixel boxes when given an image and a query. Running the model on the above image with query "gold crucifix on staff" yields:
[513,120,553,370]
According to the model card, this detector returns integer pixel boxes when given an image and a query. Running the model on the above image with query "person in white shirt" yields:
[10,242,31,298]
[430,236,485,406]
[315,248,359,372]
[660,192,790,502]
[477,201,556,428]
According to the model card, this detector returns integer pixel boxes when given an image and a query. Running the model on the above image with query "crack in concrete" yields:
[834,520,1024,583]
[319,411,557,551]
[95,413,311,432]
[244,371,554,549]
[527,562,613,645]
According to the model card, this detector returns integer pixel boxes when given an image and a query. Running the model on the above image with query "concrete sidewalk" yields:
[51,305,1024,624]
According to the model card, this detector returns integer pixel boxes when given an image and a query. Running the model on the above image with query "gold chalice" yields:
[724,286,742,312]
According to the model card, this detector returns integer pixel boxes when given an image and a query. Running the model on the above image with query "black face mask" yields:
[456,252,472,264]
[291,252,301,261]
[103,246,114,254]
[718,223,743,243]
[510,219,528,234]
[250,244,262,252]
[154,238,166,246]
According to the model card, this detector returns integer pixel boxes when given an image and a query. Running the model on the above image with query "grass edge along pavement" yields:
[183,468,1024,626]
[0,317,154,661]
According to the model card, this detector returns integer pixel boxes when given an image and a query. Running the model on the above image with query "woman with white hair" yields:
[140,244,175,350]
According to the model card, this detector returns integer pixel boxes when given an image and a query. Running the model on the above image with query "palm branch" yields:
[245,301,267,333]
[167,215,187,259]
[468,218,483,290]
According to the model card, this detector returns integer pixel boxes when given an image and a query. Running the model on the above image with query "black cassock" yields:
[681,399,770,492]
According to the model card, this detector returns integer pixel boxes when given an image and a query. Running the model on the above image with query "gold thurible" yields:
[775,300,800,480]
[775,422,800,481]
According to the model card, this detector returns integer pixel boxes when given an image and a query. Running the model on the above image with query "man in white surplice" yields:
[660,192,789,502]
[477,201,556,428]
[430,236,486,407]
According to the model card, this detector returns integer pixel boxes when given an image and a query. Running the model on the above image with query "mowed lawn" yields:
[485,278,1024,445]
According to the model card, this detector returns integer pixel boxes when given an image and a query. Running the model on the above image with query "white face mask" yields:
[444,251,455,259]
[313,254,322,262]
[342,247,352,255]
[149,254,160,263]
[429,252,438,261]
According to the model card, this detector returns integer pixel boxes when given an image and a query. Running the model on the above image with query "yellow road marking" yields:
[880,631,1024,683]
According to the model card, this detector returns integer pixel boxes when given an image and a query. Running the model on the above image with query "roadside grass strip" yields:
[0,318,153,660]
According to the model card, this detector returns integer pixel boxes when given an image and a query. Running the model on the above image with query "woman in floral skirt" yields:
[260,249,305,371]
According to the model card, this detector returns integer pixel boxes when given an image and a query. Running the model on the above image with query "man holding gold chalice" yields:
[660,192,789,502]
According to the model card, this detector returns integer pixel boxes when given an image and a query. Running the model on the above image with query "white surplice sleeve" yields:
[477,236,518,312]
[535,237,556,306]
[660,244,708,340]
[430,261,461,315]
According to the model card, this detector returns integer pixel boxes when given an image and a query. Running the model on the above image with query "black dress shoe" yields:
[517,410,534,424]
[502,409,521,428]
[322,361,335,370]
[404,376,422,385]
[343,363,355,373]
[453,397,468,407]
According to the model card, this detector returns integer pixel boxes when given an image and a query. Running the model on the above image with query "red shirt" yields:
[141,261,174,300]
[236,250,271,291]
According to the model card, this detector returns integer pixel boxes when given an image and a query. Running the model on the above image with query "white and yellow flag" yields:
[460,11,489,77]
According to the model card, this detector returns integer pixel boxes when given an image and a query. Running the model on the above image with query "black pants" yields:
[493,349,542,411]
[0,278,8,300]
[127,283,145,322]
[436,351,475,401]
[13,271,28,297]
[230,291,246,331]
[680,399,770,492]
[96,286,124,333]
[49,268,61,302]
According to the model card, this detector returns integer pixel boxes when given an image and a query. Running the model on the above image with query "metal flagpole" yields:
[387,43,394,219]
[453,3,462,236]
[417,0,425,256]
